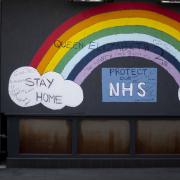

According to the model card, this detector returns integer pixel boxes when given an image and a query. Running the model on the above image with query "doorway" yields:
[0,114,7,166]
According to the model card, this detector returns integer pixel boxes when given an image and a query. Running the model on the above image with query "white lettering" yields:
[138,82,146,97]
[109,82,119,96]
[122,83,133,96]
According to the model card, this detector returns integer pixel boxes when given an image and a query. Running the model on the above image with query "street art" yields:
[102,68,157,102]
[8,2,180,109]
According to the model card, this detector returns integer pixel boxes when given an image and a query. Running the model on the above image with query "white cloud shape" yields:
[8,66,84,110]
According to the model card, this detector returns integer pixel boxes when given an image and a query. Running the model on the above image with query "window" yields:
[136,120,180,154]
[19,119,72,154]
[78,119,130,154]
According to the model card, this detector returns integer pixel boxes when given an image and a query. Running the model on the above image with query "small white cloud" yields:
[8,66,84,110]
[8,66,40,107]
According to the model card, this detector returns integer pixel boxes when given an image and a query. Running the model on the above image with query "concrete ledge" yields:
[7,158,180,168]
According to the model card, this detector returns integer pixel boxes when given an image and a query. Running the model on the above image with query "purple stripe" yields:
[74,48,180,86]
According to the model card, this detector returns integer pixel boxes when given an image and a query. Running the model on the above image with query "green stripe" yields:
[54,26,180,73]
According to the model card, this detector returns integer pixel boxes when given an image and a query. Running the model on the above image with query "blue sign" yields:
[102,68,157,102]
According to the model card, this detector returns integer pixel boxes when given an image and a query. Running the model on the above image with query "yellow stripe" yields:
[44,17,180,73]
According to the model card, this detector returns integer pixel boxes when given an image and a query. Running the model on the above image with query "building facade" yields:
[0,0,180,167]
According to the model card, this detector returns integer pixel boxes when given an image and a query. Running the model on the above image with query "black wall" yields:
[1,0,180,116]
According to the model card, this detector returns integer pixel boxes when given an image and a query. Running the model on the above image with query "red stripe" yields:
[30,2,180,67]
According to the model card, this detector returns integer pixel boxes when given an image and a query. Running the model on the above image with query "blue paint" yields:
[102,68,157,102]
[67,41,179,81]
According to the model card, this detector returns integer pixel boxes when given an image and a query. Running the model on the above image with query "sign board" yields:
[102,68,157,102]
[161,0,180,3]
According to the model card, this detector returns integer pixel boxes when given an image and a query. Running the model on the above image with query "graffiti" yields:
[8,3,180,110]
[54,40,98,50]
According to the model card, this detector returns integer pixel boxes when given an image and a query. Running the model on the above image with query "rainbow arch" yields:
[30,2,180,86]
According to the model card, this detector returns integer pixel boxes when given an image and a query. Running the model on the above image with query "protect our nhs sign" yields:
[102,68,157,102]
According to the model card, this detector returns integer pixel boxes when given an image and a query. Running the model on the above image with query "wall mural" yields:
[8,2,180,110]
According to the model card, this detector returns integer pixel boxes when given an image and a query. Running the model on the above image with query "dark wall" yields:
[1,0,180,116]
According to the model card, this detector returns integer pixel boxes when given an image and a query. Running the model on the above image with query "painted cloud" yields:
[8,66,84,110]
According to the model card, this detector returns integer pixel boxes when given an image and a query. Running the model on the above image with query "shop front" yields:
[1,0,180,167]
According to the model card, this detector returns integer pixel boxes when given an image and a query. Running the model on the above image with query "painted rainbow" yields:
[30,2,180,86]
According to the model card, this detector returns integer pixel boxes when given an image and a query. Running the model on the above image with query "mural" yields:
[8,2,180,110]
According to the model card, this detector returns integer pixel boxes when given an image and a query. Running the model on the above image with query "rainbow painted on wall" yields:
[30,2,180,86]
